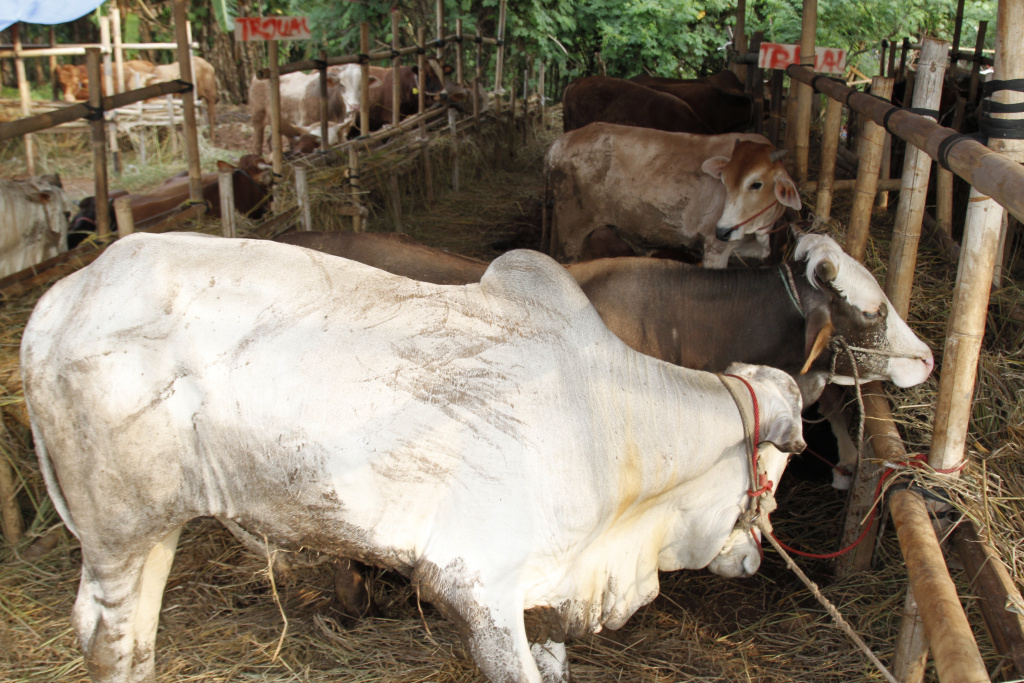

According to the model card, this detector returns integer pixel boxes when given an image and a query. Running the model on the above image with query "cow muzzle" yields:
[715,225,741,242]
[706,527,761,578]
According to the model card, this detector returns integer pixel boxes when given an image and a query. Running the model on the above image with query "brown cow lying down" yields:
[67,156,273,247]
[562,75,716,134]
[544,122,801,266]
[272,229,935,615]
[54,60,156,102]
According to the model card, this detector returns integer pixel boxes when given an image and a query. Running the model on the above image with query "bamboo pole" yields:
[732,0,748,81]
[296,166,311,232]
[968,21,989,109]
[814,96,844,219]
[419,122,434,206]
[885,37,949,319]
[794,0,817,182]
[319,49,329,150]
[390,12,401,128]
[435,0,445,61]
[455,19,464,86]
[0,448,23,545]
[747,32,764,135]
[172,0,202,203]
[474,30,483,125]
[539,62,546,129]
[846,76,893,261]
[86,48,111,240]
[13,25,36,175]
[951,0,967,62]
[898,37,910,81]
[890,489,989,683]
[113,195,134,237]
[893,587,929,683]
[100,17,121,176]
[165,95,179,154]
[360,23,370,136]
[268,40,283,176]
[768,70,784,146]
[784,79,799,170]
[219,172,235,238]
[494,0,507,114]
[417,28,427,116]
[349,147,363,233]
[879,40,888,76]
[48,28,58,101]
[112,7,125,93]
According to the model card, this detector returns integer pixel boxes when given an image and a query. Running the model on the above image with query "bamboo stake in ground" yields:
[100,16,121,177]
[348,146,363,233]
[391,12,401,128]
[732,0,747,82]
[419,122,433,206]
[815,96,844,219]
[319,49,328,150]
[494,0,507,115]
[455,19,464,86]
[845,76,893,262]
[0,446,24,545]
[113,195,135,237]
[268,40,283,177]
[112,7,125,93]
[794,0,817,182]
[13,25,35,175]
[885,36,949,319]
[296,166,312,232]
[417,28,427,116]
[219,172,236,238]
[360,24,370,136]
[893,586,928,683]
[86,48,111,240]
[173,0,203,203]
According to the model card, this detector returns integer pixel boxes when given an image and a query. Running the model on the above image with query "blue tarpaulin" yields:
[0,0,107,33]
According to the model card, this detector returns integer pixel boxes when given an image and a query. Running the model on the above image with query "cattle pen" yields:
[1,1,1023,682]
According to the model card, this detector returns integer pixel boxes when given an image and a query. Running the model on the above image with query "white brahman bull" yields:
[22,233,805,683]
[544,122,802,267]
[0,176,73,279]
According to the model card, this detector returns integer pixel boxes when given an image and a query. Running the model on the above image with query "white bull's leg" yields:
[72,527,182,683]
[816,385,857,490]
[446,591,544,683]
[531,639,569,683]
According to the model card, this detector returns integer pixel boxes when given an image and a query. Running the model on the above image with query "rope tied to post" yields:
[358,53,371,64]
[83,104,105,122]
[980,79,1024,140]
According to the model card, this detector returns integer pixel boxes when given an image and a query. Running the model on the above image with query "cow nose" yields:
[715,225,734,241]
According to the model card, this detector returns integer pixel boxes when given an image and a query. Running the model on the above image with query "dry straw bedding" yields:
[0,112,1021,682]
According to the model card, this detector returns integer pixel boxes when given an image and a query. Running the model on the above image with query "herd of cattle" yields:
[11,63,938,683]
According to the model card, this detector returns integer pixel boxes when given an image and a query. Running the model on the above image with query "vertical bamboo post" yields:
[732,0,748,81]
[936,165,955,236]
[360,23,370,136]
[165,95,179,154]
[173,0,203,203]
[747,32,764,135]
[389,171,403,231]
[86,48,111,239]
[876,135,891,209]
[348,147,363,232]
[100,16,121,176]
[268,40,283,176]
[48,27,58,101]
[814,96,843,220]
[523,59,531,144]
[539,62,546,129]
[783,79,799,169]
[494,0,507,114]
[391,11,401,128]
[474,30,483,124]
[886,38,897,77]
[893,587,929,683]
[417,28,427,115]
[219,172,235,238]
[968,21,989,111]
[898,37,910,81]
[879,40,888,76]
[295,166,311,232]
[845,76,893,262]
[449,108,460,192]
[113,195,134,237]
[13,25,35,175]
[455,19,464,86]
[768,70,784,146]
[794,0,817,182]
[951,0,967,63]
[319,49,329,150]
[435,0,445,60]
[931,0,1024,470]
[885,37,949,318]
[112,7,125,93]
[419,122,434,205]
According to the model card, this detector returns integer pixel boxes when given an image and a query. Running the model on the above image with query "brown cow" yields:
[249,65,369,156]
[544,123,801,266]
[141,57,219,132]
[67,156,273,247]
[55,60,157,102]
[562,75,715,134]
[631,69,745,93]
[626,81,752,134]
[365,60,467,130]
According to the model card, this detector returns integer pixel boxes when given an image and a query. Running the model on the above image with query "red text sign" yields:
[758,43,847,74]
[235,17,312,42]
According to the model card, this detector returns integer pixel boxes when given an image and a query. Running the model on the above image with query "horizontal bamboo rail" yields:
[0,42,196,58]
[787,64,1024,221]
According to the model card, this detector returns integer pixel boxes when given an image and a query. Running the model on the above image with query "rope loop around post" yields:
[83,104,105,122]
[313,59,327,70]
[358,53,370,64]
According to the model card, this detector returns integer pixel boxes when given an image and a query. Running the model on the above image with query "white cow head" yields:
[794,234,934,390]
[701,140,802,242]
[328,64,378,116]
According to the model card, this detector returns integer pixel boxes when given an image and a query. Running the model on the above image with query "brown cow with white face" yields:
[544,122,801,266]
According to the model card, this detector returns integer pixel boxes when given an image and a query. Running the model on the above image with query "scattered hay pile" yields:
[0,107,1020,682]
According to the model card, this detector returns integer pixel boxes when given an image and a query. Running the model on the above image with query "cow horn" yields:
[815,259,838,284]
[769,149,789,163]
[801,319,834,375]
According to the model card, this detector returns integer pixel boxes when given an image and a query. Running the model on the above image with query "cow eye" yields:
[864,303,887,321]
[750,182,763,190]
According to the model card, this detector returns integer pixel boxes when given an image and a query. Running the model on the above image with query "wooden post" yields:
[951,0,967,63]
[932,0,1024,470]
[295,166,311,232]
[348,147,363,233]
[86,48,111,239]
[449,109,460,192]
[389,172,403,231]
[879,40,888,76]
[885,37,949,319]
[100,16,121,176]
[0,435,24,544]
[814,96,844,220]
[435,0,445,60]
[784,79,799,167]
[419,122,434,206]
[890,490,990,683]
[968,21,989,107]
[218,172,235,238]
[794,0,817,182]
[747,32,764,135]
[732,0,748,82]
[893,587,929,683]
[48,28,58,101]
[417,28,427,115]
[113,195,135,237]
[391,13,402,128]
[474,30,483,124]
[13,25,35,175]
[360,23,370,136]
[845,76,893,262]
[898,37,910,81]
[268,40,284,176]
[494,0,507,112]
[455,19,464,86]
[886,38,897,78]
[768,70,784,146]
[539,62,546,129]
[173,0,203,203]
[319,49,329,150]
[112,7,125,93]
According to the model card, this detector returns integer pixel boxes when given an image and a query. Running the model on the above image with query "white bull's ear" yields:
[775,175,802,210]
[701,155,730,179]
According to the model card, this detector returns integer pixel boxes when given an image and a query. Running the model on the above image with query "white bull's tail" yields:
[25,397,79,539]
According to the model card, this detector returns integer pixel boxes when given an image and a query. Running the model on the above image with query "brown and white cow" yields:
[0,175,73,279]
[544,122,801,266]
[67,156,273,247]
[249,64,369,156]
[562,75,715,134]
[141,57,219,132]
